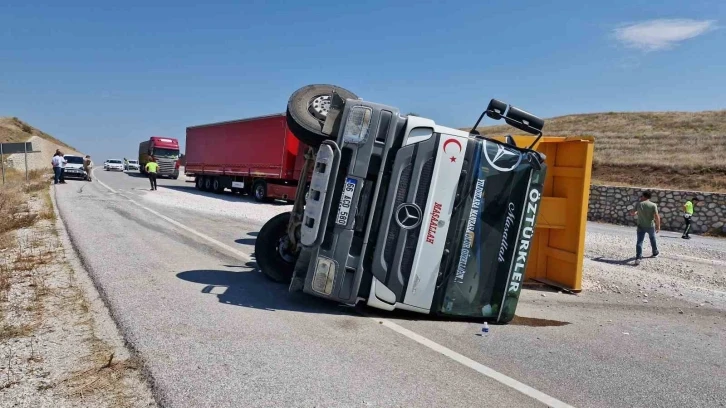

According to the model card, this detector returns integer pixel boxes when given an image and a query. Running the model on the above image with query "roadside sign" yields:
[1,142,37,183]
[0,142,33,154]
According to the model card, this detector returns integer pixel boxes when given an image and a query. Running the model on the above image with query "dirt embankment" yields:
[473,110,726,192]
[1,117,83,172]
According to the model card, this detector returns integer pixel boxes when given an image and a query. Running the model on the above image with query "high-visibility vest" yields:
[145,162,159,173]
[684,201,694,215]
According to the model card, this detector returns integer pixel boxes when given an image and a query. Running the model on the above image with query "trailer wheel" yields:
[286,84,359,146]
[203,177,212,191]
[253,181,268,202]
[195,177,203,190]
[255,212,296,283]
[212,177,223,194]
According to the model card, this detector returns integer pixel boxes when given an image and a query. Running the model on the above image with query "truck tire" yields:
[212,177,223,194]
[253,180,268,202]
[255,212,296,283]
[203,177,212,191]
[195,176,203,190]
[286,84,358,147]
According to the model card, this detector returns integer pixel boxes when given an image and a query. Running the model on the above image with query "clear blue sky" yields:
[1,0,723,160]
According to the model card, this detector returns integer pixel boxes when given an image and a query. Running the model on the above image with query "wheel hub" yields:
[308,94,331,121]
[277,237,297,263]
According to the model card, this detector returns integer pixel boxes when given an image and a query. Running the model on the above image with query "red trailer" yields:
[185,114,307,201]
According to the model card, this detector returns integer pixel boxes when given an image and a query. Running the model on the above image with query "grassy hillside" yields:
[0,117,76,151]
[473,110,726,192]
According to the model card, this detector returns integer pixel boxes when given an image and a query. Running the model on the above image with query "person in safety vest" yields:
[682,197,699,239]
[145,157,159,191]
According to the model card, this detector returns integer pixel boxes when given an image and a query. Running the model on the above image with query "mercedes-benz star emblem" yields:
[395,203,422,230]
[483,140,522,172]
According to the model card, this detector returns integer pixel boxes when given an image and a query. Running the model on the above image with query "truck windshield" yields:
[436,139,543,321]
[152,148,179,158]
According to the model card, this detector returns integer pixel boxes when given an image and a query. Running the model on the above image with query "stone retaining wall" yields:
[588,185,726,234]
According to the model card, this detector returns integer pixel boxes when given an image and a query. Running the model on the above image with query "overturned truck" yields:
[256,84,548,323]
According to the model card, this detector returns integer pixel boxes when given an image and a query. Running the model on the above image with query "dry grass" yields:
[0,187,38,235]
[0,169,49,237]
[473,110,726,191]
[0,323,35,341]
[0,262,10,303]
[0,117,77,151]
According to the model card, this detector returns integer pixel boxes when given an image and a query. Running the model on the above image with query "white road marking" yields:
[370,316,575,408]
[93,170,252,263]
[91,169,574,408]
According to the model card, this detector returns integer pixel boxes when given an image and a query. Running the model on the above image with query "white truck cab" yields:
[257,85,547,323]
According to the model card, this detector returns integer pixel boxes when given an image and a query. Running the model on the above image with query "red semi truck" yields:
[139,136,181,179]
[185,114,308,201]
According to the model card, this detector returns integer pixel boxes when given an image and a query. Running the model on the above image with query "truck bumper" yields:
[299,141,361,302]
[298,101,404,306]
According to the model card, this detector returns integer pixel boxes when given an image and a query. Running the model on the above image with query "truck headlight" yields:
[312,256,336,295]
[342,106,372,144]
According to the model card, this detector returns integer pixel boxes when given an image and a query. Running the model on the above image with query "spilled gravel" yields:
[583,222,726,310]
[143,184,291,224]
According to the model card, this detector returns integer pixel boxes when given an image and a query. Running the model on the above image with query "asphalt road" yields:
[53,169,726,408]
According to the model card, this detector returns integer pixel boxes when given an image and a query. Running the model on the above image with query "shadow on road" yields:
[235,231,258,246]
[591,256,638,266]
[176,268,352,315]
[176,267,572,326]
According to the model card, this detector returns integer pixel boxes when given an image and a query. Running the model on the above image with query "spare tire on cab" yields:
[286,84,358,146]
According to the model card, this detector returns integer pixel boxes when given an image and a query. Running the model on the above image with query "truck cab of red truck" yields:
[139,136,180,179]
[256,85,548,323]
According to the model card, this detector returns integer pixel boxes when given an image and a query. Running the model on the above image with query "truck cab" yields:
[139,136,180,179]
[256,85,547,323]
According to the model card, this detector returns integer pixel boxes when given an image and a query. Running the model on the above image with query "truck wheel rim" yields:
[308,94,331,121]
[277,237,295,263]
[255,186,264,199]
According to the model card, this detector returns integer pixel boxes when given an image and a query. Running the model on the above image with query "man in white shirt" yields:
[58,151,67,183]
[51,152,64,184]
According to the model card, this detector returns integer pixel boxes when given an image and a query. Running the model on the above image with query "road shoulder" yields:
[0,179,156,407]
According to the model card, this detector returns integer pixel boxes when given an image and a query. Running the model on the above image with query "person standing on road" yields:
[51,152,64,184]
[629,191,660,265]
[83,155,94,182]
[682,197,699,239]
[145,157,159,190]
[58,150,67,184]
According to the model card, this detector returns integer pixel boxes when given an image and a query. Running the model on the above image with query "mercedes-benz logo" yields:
[484,140,522,173]
[395,203,422,230]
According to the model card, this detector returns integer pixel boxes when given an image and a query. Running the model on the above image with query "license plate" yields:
[336,177,357,226]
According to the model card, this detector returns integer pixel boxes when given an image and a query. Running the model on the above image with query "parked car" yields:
[105,159,124,171]
[62,155,88,180]
[125,159,140,171]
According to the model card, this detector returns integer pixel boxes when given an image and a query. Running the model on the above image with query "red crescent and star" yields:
[443,138,462,162]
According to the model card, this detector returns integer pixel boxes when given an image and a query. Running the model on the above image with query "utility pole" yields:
[24,142,28,182]
[1,143,4,185]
